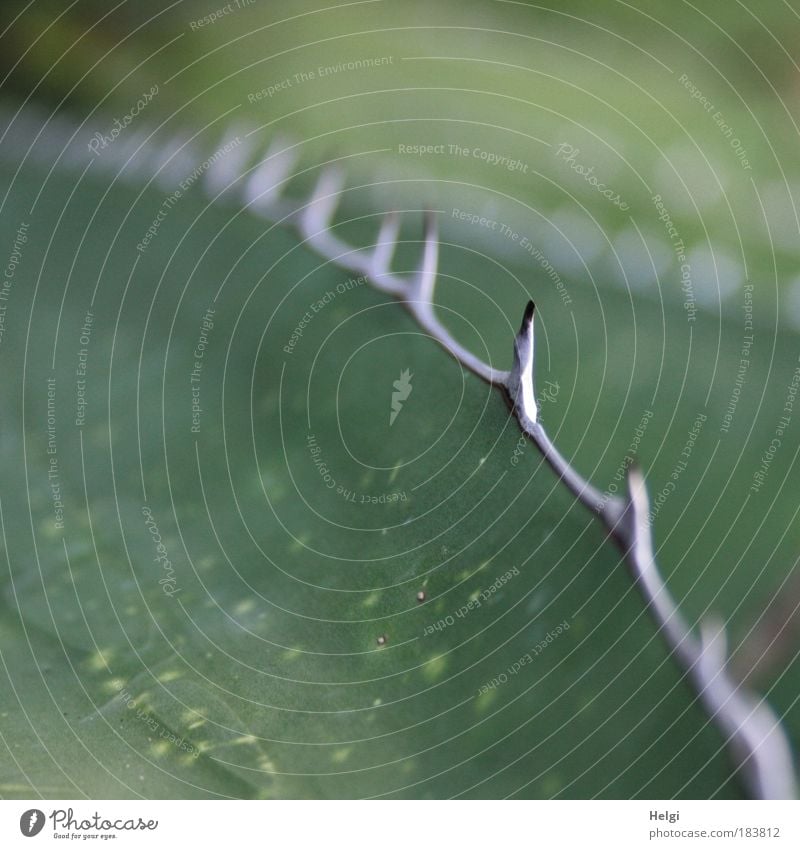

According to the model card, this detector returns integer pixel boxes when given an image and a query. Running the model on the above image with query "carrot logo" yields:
[389,369,413,426]
[19,809,45,837]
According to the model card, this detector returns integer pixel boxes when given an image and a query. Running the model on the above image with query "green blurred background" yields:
[1,0,800,799]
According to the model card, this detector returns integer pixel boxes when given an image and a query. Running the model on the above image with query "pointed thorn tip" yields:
[520,300,535,333]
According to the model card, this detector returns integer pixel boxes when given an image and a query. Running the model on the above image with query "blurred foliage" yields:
[1,0,799,798]
[3,0,800,324]
[0,155,760,798]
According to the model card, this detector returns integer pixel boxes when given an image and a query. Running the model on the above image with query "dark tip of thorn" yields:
[520,300,535,333]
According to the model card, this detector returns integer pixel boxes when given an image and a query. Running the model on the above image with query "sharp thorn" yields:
[508,299,538,426]
[520,299,535,334]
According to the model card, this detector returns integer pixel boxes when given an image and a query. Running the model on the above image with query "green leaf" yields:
[0,141,795,800]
